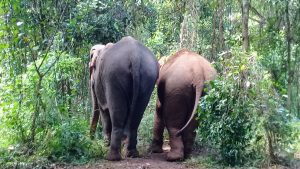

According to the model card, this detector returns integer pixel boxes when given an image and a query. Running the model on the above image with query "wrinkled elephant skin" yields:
[89,36,159,161]
[150,49,216,161]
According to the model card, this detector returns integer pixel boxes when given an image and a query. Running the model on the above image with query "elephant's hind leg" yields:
[90,88,100,139]
[100,108,112,146]
[106,86,129,161]
[182,119,197,158]
[90,109,100,139]
[166,128,184,161]
[151,99,164,153]
[126,87,154,158]
[182,97,198,158]
[125,128,139,158]
[163,96,187,161]
[107,108,127,160]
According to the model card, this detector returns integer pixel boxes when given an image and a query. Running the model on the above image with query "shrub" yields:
[197,50,298,166]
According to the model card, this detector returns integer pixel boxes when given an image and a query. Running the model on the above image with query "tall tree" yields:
[285,0,292,112]
[180,0,202,51]
[241,0,250,52]
[218,0,225,52]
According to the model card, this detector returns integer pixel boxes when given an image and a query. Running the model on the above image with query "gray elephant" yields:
[150,49,216,161]
[89,36,159,161]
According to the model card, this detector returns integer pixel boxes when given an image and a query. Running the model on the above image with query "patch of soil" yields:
[53,153,197,169]
[53,145,198,169]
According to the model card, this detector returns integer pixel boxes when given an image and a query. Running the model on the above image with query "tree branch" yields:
[249,17,262,24]
[43,51,63,76]
[37,4,67,72]
[28,46,43,78]
[249,4,266,25]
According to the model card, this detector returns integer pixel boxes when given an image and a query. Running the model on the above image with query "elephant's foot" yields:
[150,139,163,153]
[166,150,184,161]
[150,143,163,153]
[106,150,122,161]
[126,149,139,158]
[184,146,193,158]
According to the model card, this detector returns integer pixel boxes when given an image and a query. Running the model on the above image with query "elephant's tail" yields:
[176,83,203,137]
[129,54,141,119]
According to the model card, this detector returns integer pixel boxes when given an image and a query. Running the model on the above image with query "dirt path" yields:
[74,153,194,169]
[54,151,198,169]
[50,148,300,169]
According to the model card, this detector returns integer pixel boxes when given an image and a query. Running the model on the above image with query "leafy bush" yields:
[0,51,107,167]
[38,118,106,162]
[197,50,298,166]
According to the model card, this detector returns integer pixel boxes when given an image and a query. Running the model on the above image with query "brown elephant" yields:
[89,37,159,161]
[150,49,217,161]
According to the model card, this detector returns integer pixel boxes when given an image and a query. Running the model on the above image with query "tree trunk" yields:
[218,0,225,51]
[67,80,72,117]
[285,0,292,114]
[211,8,217,59]
[30,76,43,148]
[297,72,300,117]
[179,0,198,50]
[266,129,277,163]
[241,0,250,52]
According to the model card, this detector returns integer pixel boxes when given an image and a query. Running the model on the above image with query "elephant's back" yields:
[159,50,216,83]
[101,37,158,86]
[159,53,198,86]
[96,36,158,102]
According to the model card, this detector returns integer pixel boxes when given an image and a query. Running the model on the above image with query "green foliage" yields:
[143,0,184,57]
[0,51,106,167]
[198,51,255,165]
[186,155,222,169]
[72,0,128,44]
[1,0,300,168]
[198,49,299,166]
[37,119,106,162]
[0,120,106,168]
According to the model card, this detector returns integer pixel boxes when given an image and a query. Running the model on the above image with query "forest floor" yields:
[53,145,199,169]
[50,144,300,169]
[54,153,196,169]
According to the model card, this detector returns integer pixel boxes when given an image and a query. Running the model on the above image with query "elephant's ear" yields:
[90,45,105,59]
[199,57,217,81]
[89,44,105,78]
[105,42,114,48]
[90,45,107,64]
[204,66,217,81]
